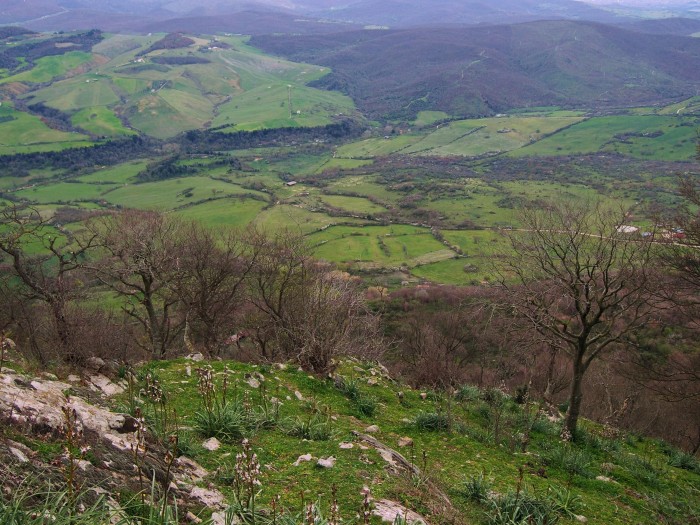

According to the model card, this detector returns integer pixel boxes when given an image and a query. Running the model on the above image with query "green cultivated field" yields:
[310,224,451,268]
[319,194,387,214]
[335,135,422,158]
[0,51,92,84]
[1,31,697,285]
[326,176,398,202]
[513,115,698,160]
[405,114,584,156]
[336,113,583,159]
[253,204,368,235]
[14,182,114,203]
[175,197,267,228]
[77,161,150,183]
[71,106,135,137]
[103,177,265,210]
[21,35,357,139]
[0,102,92,154]
[412,110,450,126]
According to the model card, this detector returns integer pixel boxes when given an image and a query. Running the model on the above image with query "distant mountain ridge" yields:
[252,20,700,120]
[0,0,682,32]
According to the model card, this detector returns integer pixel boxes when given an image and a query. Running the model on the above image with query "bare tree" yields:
[658,174,700,325]
[246,230,380,372]
[169,223,256,357]
[0,204,97,360]
[87,210,182,360]
[499,200,658,438]
[394,306,498,389]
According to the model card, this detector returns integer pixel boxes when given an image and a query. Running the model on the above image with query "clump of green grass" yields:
[456,472,492,503]
[658,441,700,473]
[334,375,378,418]
[540,443,594,478]
[284,412,334,441]
[0,478,182,525]
[546,485,583,520]
[414,411,451,431]
[486,490,561,525]
[615,453,664,488]
[455,384,481,403]
[668,450,700,473]
[193,396,248,442]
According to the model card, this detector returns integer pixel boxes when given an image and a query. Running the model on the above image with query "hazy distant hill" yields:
[627,16,700,35]
[137,11,358,35]
[0,0,634,32]
[252,20,700,120]
[310,0,621,27]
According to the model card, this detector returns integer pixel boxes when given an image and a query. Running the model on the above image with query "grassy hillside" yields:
[18,34,357,139]
[2,357,698,524]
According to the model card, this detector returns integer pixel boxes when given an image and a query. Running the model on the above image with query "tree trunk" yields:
[141,275,166,360]
[51,299,73,360]
[543,345,558,405]
[563,353,586,440]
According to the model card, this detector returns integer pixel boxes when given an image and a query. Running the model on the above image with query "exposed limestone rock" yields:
[365,425,380,433]
[317,456,336,468]
[293,453,313,466]
[8,443,30,463]
[398,437,414,447]
[373,499,427,524]
[88,374,125,397]
[339,442,354,449]
[186,511,203,524]
[85,356,106,373]
[177,456,209,482]
[294,390,304,401]
[190,486,225,508]
[0,371,225,517]
[202,437,221,451]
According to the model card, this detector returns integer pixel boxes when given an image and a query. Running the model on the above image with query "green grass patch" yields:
[412,110,450,126]
[319,194,387,215]
[335,135,422,158]
[174,197,267,228]
[103,177,260,210]
[310,224,449,267]
[14,181,115,203]
[77,161,150,183]
[404,114,584,157]
[71,106,135,137]
[512,115,698,161]
[253,204,364,234]
[0,102,92,155]
[0,51,92,84]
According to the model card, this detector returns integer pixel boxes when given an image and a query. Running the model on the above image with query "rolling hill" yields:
[252,20,700,120]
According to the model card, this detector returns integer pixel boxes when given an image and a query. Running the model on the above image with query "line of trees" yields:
[0,206,379,373]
